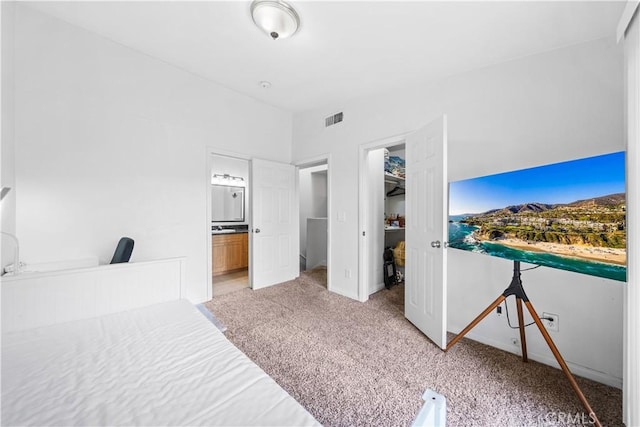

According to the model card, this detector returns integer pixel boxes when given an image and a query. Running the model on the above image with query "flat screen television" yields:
[448,151,626,282]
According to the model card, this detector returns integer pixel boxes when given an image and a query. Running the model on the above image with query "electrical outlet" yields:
[344,269,352,279]
[542,312,559,332]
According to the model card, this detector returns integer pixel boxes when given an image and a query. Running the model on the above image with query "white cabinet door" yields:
[405,115,448,349]
[251,158,297,289]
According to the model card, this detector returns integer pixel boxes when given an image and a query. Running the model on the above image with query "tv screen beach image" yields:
[448,151,626,281]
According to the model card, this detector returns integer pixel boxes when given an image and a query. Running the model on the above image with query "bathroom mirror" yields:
[212,185,245,222]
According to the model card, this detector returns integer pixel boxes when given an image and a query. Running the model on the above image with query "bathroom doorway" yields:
[210,153,250,297]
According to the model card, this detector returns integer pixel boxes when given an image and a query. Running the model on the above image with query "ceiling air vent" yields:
[325,112,344,127]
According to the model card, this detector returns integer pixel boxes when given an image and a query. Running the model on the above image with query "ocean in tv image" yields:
[448,151,626,282]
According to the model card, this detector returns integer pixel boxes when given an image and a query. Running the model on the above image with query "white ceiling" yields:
[27,1,625,113]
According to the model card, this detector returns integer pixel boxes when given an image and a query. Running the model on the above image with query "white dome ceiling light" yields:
[250,0,300,40]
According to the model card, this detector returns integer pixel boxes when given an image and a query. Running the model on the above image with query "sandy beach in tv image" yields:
[489,238,625,265]
[448,151,627,281]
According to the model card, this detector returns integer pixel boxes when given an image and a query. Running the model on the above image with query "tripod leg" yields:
[516,297,528,363]
[446,295,506,351]
[524,301,601,427]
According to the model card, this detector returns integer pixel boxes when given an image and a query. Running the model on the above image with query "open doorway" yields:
[206,152,306,298]
[358,117,448,349]
[361,142,407,297]
[382,145,406,289]
[210,154,250,297]
[297,159,331,290]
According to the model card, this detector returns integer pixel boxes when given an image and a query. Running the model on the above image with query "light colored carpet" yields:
[204,268,621,426]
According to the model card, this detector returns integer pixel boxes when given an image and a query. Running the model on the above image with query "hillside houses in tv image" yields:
[448,152,626,282]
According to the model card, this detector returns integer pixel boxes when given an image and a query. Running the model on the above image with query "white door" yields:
[405,115,448,349]
[251,158,298,289]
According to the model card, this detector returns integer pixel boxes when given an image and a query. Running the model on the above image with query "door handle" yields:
[430,240,441,248]
[254,228,261,234]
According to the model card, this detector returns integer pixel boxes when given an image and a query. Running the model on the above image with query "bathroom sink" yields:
[212,229,236,234]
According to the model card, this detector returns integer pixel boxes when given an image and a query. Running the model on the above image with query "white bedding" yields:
[1,299,319,426]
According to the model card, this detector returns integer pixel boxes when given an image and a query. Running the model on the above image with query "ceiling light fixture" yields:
[250,0,300,40]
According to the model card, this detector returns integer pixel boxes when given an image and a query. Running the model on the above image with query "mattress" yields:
[1,299,319,426]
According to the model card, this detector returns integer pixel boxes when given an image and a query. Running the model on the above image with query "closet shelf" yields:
[384,173,405,184]
[385,227,405,232]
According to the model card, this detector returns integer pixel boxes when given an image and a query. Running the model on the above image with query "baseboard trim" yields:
[369,281,385,295]
[331,286,359,301]
[448,327,622,389]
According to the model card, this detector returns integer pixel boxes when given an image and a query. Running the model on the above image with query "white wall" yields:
[311,170,328,218]
[292,37,625,386]
[10,5,292,302]
[1,2,17,271]
[211,154,250,226]
[306,217,327,270]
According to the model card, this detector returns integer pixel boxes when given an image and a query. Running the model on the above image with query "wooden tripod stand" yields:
[445,261,601,427]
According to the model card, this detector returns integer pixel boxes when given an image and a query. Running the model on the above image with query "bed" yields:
[1,259,319,426]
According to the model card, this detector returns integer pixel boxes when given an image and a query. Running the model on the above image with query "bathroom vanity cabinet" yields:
[212,232,248,276]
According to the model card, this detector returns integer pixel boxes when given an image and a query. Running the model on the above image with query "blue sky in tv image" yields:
[449,151,625,216]
[447,151,627,282]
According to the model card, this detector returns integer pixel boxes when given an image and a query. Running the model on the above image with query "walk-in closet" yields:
[383,145,406,288]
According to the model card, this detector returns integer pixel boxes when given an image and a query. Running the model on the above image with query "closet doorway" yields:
[297,157,331,291]
[209,153,251,298]
[358,116,449,349]
[360,141,407,297]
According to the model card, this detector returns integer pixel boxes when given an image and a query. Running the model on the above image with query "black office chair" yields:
[110,237,134,264]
